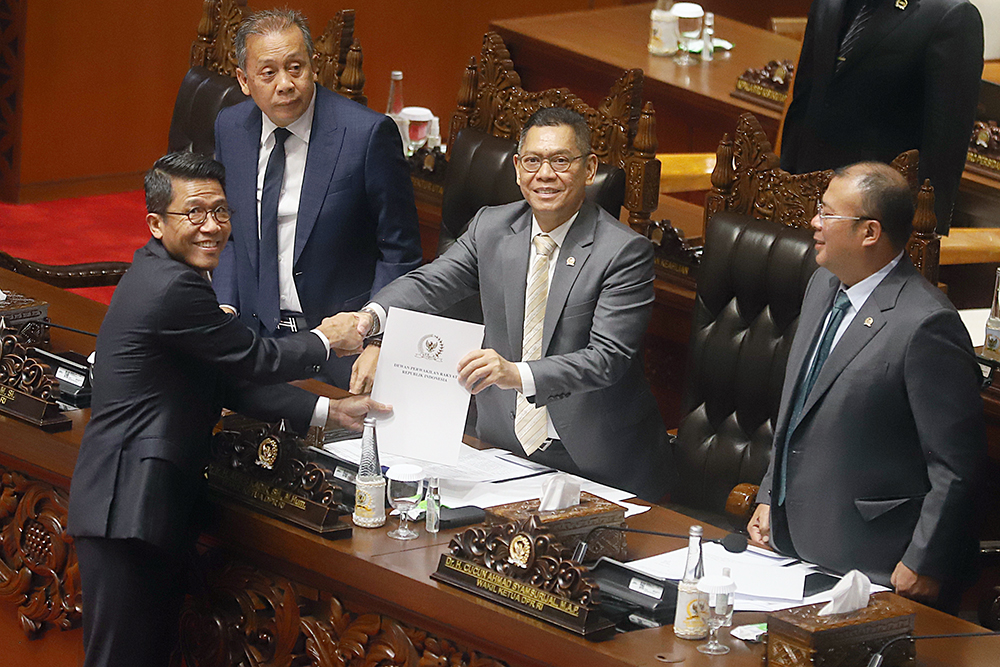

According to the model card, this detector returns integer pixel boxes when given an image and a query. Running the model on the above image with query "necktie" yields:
[514,234,557,456]
[836,0,876,73]
[259,127,291,332]
[778,290,852,504]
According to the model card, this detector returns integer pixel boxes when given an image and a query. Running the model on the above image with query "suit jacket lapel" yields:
[295,87,346,265]
[812,0,849,101]
[543,205,595,354]
[235,107,263,277]
[835,0,919,79]
[502,207,533,360]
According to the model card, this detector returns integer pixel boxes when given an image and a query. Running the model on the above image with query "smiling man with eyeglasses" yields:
[67,152,391,667]
[749,162,986,612]
[349,107,676,502]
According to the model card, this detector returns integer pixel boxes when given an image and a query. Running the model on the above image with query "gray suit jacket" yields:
[373,201,673,500]
[758,260,985,586]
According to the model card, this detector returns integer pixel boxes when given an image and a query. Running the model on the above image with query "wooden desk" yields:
[1,268,998,665]
[491,4,801,153]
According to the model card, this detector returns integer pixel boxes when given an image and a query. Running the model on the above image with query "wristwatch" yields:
[360,307,381,338]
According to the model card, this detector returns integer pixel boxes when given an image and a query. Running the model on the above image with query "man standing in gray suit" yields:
[354,107,673,501]
[748,162,985,609]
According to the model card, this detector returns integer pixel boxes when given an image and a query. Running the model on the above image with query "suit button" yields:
[312,365,321,373]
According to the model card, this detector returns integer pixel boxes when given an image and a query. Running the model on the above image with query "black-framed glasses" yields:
[815,201,868,225]
[162,206,233,225]
[516,153,589,173]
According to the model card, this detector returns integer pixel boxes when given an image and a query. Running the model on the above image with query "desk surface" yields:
[0,267,997,666]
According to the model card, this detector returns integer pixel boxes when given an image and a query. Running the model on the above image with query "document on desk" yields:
[370,308,484,465]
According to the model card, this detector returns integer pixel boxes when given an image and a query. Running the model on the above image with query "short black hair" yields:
[518,107,592,156]
[835,162,914,251]
[235,8,313,72]
[145,152,226,214]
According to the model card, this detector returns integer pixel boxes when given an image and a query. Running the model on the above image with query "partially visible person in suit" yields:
[213,8,422,390]
[780,0,983,233]
[67,153,389,667]
[748,162,985,610]
[351,107,674,501]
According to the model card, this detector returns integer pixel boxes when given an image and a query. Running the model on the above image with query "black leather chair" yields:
[168,67,249,155]
[668,212,818,526]
[434,128,626,323]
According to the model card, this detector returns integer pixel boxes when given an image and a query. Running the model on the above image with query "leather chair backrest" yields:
[168,67,249,155]
[436,128,626,257]
[672,212,818,514]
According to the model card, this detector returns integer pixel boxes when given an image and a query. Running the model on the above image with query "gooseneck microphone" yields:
[571,525,748,563]
[866,630,1000,667]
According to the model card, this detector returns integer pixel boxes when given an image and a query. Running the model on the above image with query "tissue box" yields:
[0,290,49,346]
[766,591,915,667]
[484,491,627,560]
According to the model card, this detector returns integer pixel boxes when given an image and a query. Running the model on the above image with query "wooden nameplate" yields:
[432,518,615,641]
[0,327,70,431]
[732,59,795,113]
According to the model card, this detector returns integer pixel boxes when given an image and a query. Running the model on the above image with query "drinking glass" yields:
[696,577,735,655]
[672,3,705,65]
[386,464,425,540]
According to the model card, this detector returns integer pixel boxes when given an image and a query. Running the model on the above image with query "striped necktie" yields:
[514,233,557,456]
[836,0,876,73]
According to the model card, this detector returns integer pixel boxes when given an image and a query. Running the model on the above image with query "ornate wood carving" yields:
[0,464,81,637]
[446,31,657,230]
[907,179,941,285]
[179,558,508,667]
[0,0,26,202]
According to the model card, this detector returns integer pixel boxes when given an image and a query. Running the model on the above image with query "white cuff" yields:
[310,329,331,360]
[311,396,331,428]
[515,361,535,397]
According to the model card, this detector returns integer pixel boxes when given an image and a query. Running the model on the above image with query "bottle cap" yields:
[671,2,705,19]
[400,106,434,122]
[391,71,403,80]
[688,524,704,536]
[386,463,424,482]
[697,574,736,595]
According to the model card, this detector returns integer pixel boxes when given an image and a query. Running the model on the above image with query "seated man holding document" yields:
[353,107,674,502]
[748,162,986,611]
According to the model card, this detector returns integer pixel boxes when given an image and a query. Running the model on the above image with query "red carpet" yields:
[0,191,150,304]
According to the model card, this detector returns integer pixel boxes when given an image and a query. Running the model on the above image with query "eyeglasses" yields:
[815,202,868,225]
[516,153,589,173]
[162,206,233,226]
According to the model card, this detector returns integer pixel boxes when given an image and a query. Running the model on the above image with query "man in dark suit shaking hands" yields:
[749,162,985,610]
[67,152,389,667]
[213,8,422,391]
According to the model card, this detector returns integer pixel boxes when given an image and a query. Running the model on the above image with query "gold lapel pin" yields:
[864,317,874,327]
[566,257,576,267]
[895,0,907,9]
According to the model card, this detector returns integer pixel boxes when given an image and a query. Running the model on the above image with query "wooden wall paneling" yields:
[0,0,25,202]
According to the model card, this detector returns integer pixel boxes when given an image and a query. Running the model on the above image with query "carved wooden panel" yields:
[0,464,81,637]
[0,0,25,202]
[178,558,507,667]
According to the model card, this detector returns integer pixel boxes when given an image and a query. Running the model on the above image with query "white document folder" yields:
[370,307,485,465]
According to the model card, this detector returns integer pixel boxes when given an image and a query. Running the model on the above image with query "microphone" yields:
[571,525,748,563]
[866,630,1000,667]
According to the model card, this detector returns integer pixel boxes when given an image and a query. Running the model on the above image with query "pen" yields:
[490,470,552,485]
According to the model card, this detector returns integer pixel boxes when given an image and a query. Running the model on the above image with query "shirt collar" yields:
[530,210,580,249]
[841,250,904,311]
[259,84,317,146]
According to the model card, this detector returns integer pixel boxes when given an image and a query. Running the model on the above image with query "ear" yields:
[584,153,599,186]
[860,219,882,247]
[514,154,522,187]
[236,68,251,96]
[147,212,165,240]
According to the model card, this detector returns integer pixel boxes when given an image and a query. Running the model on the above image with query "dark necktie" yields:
[778,290,852,504]
[259,127,291,332]
[836,0,876,73]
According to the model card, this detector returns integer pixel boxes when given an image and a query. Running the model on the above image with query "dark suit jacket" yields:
[758,259,985,586]
[68,239,328,553]
[780,0,983,232]
[212,85,422,385]
[373,201,674,501]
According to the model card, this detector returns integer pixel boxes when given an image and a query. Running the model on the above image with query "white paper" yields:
[370,308,484,465]
[959,307,989,347]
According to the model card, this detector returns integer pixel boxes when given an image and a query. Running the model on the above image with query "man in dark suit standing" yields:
[355,108,674,501]
[67,153,388,667]
[748,162,985,610]
[780,0,983,233]
[213,8,422,390]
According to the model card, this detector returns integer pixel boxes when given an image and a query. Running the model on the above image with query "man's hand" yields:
[891,562,941,604]
[747,503,771,548]
[318,313,364,357]
[328,394,392,431]
[350,345,380,394]
[457,349,521,394]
